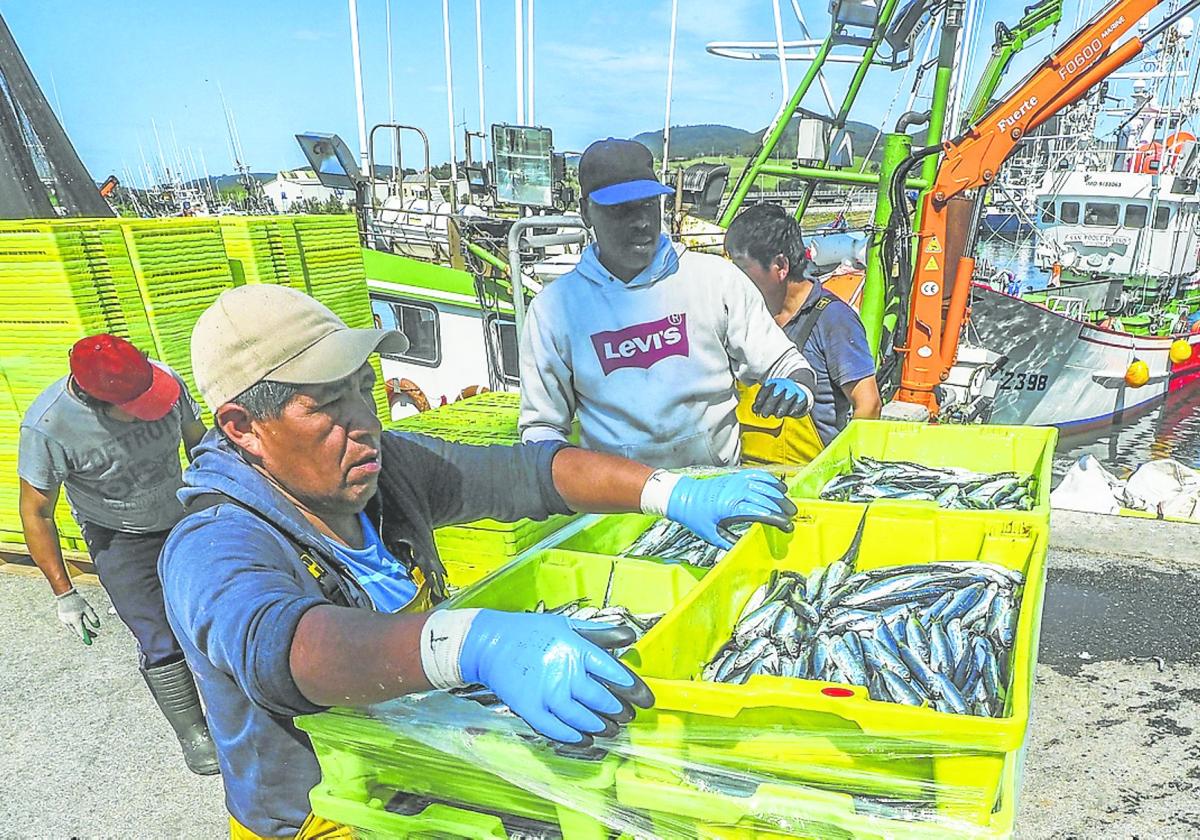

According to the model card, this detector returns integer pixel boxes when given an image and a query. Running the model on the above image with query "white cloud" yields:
[293,29,327,42]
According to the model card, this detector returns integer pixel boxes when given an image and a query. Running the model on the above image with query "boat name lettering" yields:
[997,96,1040,132]
[1081,175,1122,187]
[591,314,690,375]
[1057,37,1106,81]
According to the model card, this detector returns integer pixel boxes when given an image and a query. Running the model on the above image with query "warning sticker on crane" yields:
[924,256,940,271]
[924,236,942,253]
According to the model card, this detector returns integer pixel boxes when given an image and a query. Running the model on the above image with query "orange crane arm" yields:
[895,0,1195,414]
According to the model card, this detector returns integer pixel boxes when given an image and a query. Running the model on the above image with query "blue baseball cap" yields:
[579,138,675,206]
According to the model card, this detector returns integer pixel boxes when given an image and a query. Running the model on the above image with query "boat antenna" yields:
[527,0,535,124]
[661,0,679,180]
[386,0,398,181]
[514,0,525,123]
[476,0,487,164]
[441,0,459,196]
[347,0,369,173]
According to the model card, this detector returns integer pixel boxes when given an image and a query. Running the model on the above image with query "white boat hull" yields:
[964,284,1200,430]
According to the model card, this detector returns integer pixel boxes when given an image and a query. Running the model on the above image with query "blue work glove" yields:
[753,377,813,419]
[457,611,654,745]
[666,469,798,550]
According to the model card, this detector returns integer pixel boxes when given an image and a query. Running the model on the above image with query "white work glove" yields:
[56,588,100,645]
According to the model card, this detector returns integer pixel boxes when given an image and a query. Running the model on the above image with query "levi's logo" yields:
[591,314,690,375]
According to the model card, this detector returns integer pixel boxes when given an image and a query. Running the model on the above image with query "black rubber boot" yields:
[141,660,221,776]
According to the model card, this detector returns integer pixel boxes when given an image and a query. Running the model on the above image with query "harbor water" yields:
[974,235,1200,478]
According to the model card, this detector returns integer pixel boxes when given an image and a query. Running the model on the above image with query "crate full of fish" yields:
[553,512,752,569]
[619,502,1048,825]
[786,420,1057,520]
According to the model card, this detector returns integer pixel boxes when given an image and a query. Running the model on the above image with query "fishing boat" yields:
[936,8,1200,429]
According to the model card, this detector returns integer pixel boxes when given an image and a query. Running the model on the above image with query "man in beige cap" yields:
[159,284,798,838]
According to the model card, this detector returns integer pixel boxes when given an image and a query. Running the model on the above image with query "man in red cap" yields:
[17,334,218,775]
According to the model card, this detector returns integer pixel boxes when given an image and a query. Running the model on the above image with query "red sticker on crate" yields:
[821,687,855,698]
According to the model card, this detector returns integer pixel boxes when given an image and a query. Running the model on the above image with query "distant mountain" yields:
[633,124,759,158]
[631,120,885,164]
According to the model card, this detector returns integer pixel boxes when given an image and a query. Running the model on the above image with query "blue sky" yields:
[4,0,1118,181]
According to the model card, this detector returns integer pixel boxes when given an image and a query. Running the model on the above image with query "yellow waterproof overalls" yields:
[735,294,835,466]
[229,551,437,839]
[736,383,826,466]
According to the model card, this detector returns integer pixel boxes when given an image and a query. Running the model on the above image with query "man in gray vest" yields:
[18,334,218,775]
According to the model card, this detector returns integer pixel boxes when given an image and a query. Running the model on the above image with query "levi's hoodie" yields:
[519,234,808,468]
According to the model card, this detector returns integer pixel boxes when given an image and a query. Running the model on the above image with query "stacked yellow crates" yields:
[0,214,385,557]
[0,221,142,550]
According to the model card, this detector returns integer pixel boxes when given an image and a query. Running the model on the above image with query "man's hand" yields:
[752,378,813,419]
[56,587,100,645]
[423,610,654,745]
[663,469,798,550]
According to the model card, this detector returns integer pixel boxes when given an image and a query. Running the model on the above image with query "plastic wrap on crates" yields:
[300,499,1047,838]
[302,688,1023,839]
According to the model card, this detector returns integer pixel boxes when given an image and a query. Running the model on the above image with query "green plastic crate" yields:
[614,746,1022,839]
[297,708,618,840]
[442,548,706,614]
[788,421,1057,522]
[550,514,663,558]
[621,502,1048,826]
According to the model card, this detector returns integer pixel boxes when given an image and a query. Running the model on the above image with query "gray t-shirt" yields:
[18,364,201,533]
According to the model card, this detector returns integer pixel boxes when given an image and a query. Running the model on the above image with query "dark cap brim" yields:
[587,180,675,206]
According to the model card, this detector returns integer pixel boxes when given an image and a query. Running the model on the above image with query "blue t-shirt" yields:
[325,513,417,613]
[782,283,877,445]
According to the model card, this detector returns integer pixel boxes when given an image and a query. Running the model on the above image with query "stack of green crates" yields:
[300,548,706,837]
[0,215,394,558]
[0,221,143,550]
[389,392,578,588]
[218,217,308,291]
[289,216,389,419]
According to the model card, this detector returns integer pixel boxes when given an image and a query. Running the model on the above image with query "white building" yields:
[261,168,353,212]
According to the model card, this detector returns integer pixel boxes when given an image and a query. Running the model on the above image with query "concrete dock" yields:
[1,510,1197,838]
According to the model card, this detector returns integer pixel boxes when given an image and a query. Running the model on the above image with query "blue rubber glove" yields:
[458,611,654,745]
[666,469,798,550]
[753,378,813,419]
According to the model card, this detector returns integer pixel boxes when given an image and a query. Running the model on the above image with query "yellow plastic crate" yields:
[622,502,1048,825]
[788,421,1058,523]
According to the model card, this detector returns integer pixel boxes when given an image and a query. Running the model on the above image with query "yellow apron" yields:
[230,813,352,840]
[736,383,826,466]
[228,566,434,839]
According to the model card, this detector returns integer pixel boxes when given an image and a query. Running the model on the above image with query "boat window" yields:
[487,315,520,384]
[1124,204,1148,228]
[1083,202,1119,226]
[1154,206,1172,229]
[1060,201,1080,224]
[1039,200,1056,223]
[370,297,441,367]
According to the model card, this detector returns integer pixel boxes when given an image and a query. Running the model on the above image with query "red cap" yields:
[69,334,181,421]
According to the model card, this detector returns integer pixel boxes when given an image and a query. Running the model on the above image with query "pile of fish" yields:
[531,597,663,650]
[624,519,752,567]
[700,520,1024,718]
[820,457,1036,511]
[452,599,663,710]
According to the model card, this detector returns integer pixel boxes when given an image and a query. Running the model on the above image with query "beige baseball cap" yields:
[191,284,409,412]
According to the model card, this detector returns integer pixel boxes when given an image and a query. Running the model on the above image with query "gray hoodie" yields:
[519,234,810,468]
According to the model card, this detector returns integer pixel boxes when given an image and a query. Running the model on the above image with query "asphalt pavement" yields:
[1,511,1197,838]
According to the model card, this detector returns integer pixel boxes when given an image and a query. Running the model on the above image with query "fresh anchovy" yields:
[820,458,1037,511]
[698,551,1024,717]
[624,519,750,567]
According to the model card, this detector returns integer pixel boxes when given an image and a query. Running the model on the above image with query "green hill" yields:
[633,120,884,164]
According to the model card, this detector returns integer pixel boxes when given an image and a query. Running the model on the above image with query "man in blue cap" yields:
[519,138,817,469]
